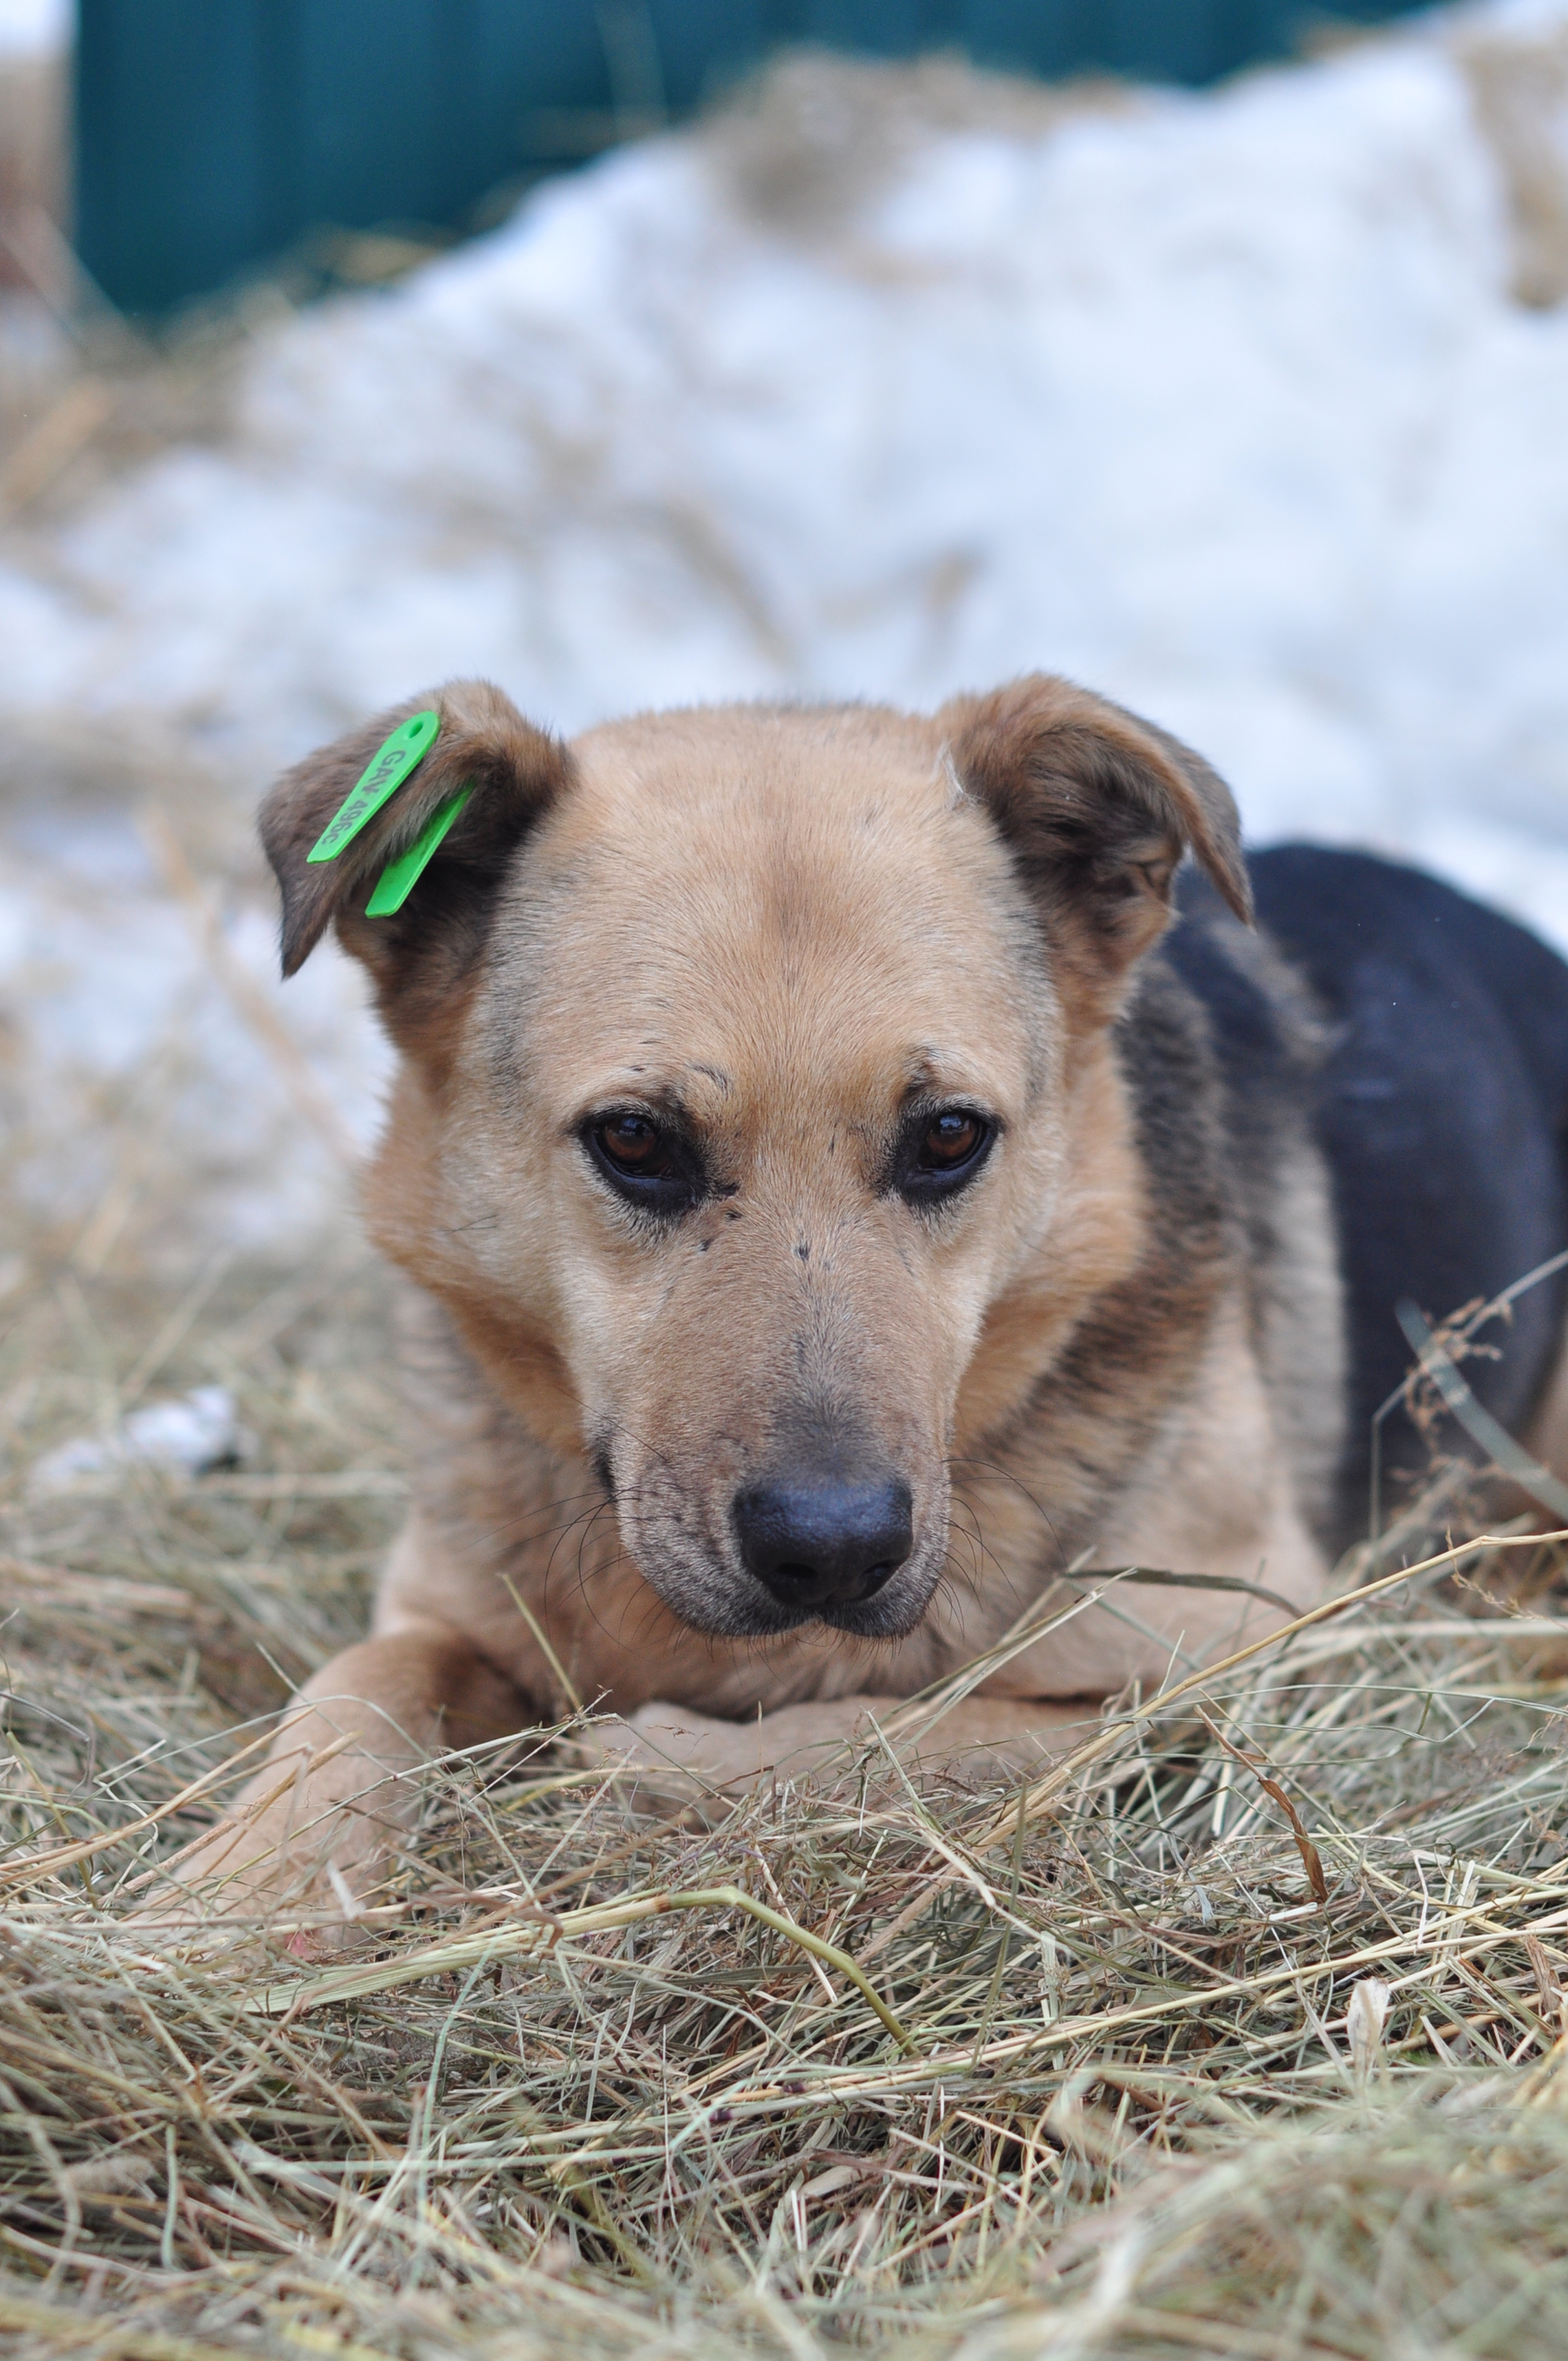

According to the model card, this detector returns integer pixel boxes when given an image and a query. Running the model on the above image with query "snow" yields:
[0,0,67,60]
[2,0,1566,1259]
[28,1385,247,1495]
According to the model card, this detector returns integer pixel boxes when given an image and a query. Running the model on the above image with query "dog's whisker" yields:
[466,1487,612,1555]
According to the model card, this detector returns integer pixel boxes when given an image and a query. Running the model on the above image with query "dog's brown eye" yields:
[598,1115,665,1171]
[897,1106,994,1206]
[585,1111,702,1213]
[920,1113,982,1170]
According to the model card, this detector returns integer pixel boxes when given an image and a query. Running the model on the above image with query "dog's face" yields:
[456,707,1059,1641]
[263,678,1247,1642]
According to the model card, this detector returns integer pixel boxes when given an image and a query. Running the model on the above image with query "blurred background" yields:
[0,0,1566,1285]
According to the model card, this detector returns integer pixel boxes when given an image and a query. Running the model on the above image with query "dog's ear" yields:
[260,678,571,1042]
[939,674,1250,1021]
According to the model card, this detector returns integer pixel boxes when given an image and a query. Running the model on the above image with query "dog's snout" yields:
[733,1471,914,1612]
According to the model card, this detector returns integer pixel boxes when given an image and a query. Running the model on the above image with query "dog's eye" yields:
[920,1112,984,1171]
[584,1112,700,1213]
[899,1107,994,1204]
[596,1115,671,1174]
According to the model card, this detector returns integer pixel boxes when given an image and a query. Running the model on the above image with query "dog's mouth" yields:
[612,1445,948,1642]
[792,1569,937,1641]
[737,1565,934,1641]
[645,1563,940,1643]
[754,1552,898,1618]
[622,1520,946,1644]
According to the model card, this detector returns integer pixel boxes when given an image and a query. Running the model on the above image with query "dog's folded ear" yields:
[260,678,571,1030]
[939,674,1250,1019]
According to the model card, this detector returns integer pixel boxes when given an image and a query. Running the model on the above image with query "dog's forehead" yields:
[502,703,1044,1108]
[560,703,1001,909]
[569,700,948,835]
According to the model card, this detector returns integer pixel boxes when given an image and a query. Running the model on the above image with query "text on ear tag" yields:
[365,786,474,916]
[305,710,440,864]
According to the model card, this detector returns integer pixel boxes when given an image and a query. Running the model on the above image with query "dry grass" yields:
[8,1225,1568,2359]
[704,48,1134,243]
[1459,21,1568,312]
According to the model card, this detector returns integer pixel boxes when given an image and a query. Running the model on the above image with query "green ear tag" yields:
[306,710,440,864]
[364,785,474,916]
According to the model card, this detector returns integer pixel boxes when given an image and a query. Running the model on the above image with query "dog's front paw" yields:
[563,1705,741,1816]
[584,1698,877,1798]
[625,1701,777,1787]
[127,1782,397,1957]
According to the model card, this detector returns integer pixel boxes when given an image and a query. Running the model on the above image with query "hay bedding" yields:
[6,1236,1568,2359]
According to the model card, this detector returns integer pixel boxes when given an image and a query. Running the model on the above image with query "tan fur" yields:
[172,676,1351,1938]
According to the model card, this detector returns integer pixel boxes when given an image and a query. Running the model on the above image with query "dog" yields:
[175,674,1568,1926]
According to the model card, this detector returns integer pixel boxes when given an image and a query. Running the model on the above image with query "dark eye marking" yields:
[894,1104,996,1207]
[583,1110,704,1215]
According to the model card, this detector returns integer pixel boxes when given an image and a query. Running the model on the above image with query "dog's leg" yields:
[596,1693,1102,1800]
[149,1622,526,1945]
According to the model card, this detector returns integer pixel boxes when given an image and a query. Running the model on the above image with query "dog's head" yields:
[262,676,1247,1641]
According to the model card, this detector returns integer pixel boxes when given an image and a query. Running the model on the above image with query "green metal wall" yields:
[76,0,1429,315]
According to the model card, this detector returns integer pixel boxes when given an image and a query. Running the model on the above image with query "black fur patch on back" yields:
[1164,872,1326,1318]
[1247,847,1568,1537]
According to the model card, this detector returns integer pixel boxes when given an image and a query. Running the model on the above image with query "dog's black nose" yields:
[733,1472,914,1611]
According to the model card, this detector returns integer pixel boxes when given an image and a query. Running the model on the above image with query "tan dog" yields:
[186,674,1361,1925]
